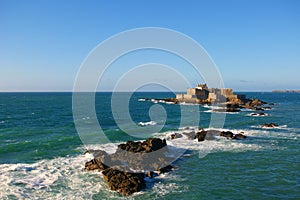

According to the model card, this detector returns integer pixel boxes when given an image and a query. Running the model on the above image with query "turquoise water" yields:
[0,92,299,199]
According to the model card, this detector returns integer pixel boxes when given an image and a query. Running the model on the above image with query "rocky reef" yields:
[192,129,247,141]
[84,130,248,196]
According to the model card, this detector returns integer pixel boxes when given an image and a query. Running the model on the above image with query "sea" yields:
[0,92,299,200]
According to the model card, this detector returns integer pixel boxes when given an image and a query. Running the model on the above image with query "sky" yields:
[0,0,300,92]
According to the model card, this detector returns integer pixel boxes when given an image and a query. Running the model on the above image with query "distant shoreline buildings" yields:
[176,84,245,104]
[272,90,300,93]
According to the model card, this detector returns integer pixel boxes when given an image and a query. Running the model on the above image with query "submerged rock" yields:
[250,112,268,116]
[182,131,196,140]
[232,133,247,139]
[170,132,183,140]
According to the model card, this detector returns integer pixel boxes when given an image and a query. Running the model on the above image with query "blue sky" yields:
[0,0,299,91]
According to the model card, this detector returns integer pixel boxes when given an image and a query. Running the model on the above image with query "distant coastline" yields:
[272,90,300,93]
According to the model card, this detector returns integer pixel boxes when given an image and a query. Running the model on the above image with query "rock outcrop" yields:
[102,167,146,196]
[262,123,279,128]
[193,130,247,141]
[85,138,173,196]
[232,133,247,139]
[84,131,248,195]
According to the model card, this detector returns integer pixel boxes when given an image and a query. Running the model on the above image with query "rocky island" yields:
[142,83,271,112]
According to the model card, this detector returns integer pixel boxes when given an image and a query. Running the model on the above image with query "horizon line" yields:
[0,90,277,93]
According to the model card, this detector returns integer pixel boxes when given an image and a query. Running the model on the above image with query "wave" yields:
[0,154,104,199]
[162,129,264,155]
[1,126,295,199]
[178,102,198,106]
[261,125,288,129]
[202,104,225,110]
[203,110,239,114]
[240,108,253,112]
[247,113,271,117]
[138,121,157,126]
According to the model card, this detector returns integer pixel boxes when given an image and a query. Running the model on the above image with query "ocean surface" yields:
[0,92,299,199]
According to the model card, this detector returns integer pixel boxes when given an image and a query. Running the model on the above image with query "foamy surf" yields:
[247,113,271,117]
[0,153,109,200]
[1,125,295,199]
[138,121,157,126]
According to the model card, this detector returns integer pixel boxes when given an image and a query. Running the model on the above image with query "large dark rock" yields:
[117,138,167,153]
[219,131,234,139]
[112,138,172,172]
[226,103,241,112]
[244,99,268,110]
[194,130,207,141]
[102,167,146,196]
[85,138,169,196]
[158,165,175,173]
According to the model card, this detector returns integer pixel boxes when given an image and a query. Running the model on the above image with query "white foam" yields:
[158,128,266,159]
[138,121,157,126]
[202,104,225,110]
[0,154,104,199]
[179,102,197,106]
[260,125,288,129]
[82,143,119,154]
[1,126,294,199]
[150,173,187,197]
[203,110,239,114]
[138,98,146,101]
[247,113,270,117]
[165,101,175,104]
[240,108,253,112]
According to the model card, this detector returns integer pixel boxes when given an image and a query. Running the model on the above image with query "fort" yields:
[175,84,246,104]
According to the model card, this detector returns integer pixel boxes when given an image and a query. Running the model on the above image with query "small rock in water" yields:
[158,165,175,173]
[170,132,182,140]
[232,133,247,139]
[262,123,279,128]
